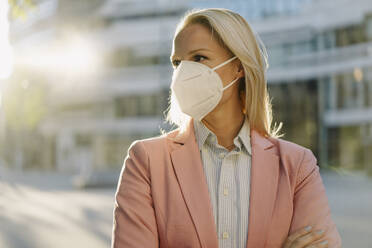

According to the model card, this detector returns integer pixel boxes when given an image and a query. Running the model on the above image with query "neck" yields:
[201,97,245,150]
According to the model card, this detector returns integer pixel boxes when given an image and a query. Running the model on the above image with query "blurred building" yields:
[252,0,372,172]
[191,0,372,173]
[37,0,185,176]
[2,0,372,183]
[4,0,187,185]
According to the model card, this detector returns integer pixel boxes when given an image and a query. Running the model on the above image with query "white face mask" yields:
[170,56,239,121]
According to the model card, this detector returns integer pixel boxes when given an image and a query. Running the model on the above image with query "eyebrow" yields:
[170,48,211,62]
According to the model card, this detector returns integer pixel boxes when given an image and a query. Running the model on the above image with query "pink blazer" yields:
[112,118,342,248]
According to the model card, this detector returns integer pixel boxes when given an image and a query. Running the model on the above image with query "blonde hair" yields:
[164,8,282,138]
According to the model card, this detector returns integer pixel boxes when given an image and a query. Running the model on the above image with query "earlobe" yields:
[237,68,245,79]
[238,71,245,79]
[237,63,245,79]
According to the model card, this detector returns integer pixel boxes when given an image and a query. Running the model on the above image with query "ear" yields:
[236,61,245,79]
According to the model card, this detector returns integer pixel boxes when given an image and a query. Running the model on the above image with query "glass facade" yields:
[114,91,168,118]
[190,0,313,21]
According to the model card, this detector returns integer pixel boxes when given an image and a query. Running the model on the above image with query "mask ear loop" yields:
[221,77,240,91]
[212,56,237,71]
[212,56,239,91]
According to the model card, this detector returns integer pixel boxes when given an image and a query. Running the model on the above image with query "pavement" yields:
[320,168,372,248]
[0,170,116,248]
[0,167,371,247]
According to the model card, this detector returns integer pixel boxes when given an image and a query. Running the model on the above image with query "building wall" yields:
[4,0,372,174]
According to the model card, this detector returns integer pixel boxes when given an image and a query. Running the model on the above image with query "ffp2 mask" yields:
[170,56,239,121]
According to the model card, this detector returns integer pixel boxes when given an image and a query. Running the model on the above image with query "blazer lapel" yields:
[167,120,280,248]
[168,118,219,248]
[246,130,280,248]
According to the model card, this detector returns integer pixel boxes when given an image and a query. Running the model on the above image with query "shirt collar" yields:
[193,116,251,155]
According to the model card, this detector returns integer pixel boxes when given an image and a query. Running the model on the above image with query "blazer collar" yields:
[166,118,194,145]
[167,117,275,151]
[167,118,279,248]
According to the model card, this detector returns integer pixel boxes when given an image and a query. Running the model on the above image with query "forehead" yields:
[172,24,222,56]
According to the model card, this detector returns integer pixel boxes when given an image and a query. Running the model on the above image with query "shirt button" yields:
[223,188,229,196]
[222,232,229,239]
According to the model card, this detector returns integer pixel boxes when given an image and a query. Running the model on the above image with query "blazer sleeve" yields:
[111,140,159,248]
[289,148,342,247]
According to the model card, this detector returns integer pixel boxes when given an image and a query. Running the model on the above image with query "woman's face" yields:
[170,23,244,115]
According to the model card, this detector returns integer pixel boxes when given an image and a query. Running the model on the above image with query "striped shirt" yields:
[193,117,252,248]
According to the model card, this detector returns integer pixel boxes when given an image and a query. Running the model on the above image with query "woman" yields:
[111,8,342,248]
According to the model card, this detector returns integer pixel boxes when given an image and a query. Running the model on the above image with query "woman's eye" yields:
[171,55,206,68]
[193,55,207,62]
[172,60,180,67]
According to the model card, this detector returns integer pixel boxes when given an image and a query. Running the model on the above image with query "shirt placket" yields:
[218,150,237,248]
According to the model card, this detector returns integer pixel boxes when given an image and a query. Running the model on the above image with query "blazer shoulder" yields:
[270,137,315,163]
[127,128,180,156]
[269,137,317,181]
[129,133,168,151]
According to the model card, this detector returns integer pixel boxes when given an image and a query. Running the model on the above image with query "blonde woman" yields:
[111,8,342,248]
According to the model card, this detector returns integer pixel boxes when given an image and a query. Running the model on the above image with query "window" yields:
[336,25,366,47]
[114,91,167,118]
